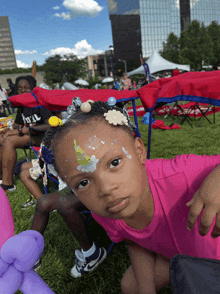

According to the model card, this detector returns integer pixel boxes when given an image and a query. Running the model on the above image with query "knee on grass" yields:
[56,196,77,215]
[36,194,52,213]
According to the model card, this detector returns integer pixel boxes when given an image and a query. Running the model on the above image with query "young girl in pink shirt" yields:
[49,99,220,293]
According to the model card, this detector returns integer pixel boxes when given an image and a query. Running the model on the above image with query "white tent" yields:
[127,50,190,76]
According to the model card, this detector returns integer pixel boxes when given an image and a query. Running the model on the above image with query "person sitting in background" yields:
[0,75,53,192]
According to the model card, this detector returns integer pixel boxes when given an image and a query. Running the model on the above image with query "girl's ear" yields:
[134,137,147,164]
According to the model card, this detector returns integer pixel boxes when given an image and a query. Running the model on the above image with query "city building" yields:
[107,0,220,60]
[107,0,142,63]
[0,16,17,70]
[85,50,116,78]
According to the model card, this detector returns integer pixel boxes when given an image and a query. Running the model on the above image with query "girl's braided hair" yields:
[42,126,62,149]
[39,124,62,168]
[51,101,136,166]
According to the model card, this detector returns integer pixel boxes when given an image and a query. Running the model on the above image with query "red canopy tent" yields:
[9,88,138,111]
[137,71,220,110]
[136,70,220,158]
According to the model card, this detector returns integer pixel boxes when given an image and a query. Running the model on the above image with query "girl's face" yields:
[54,120,149,221]
[17,79,32,94]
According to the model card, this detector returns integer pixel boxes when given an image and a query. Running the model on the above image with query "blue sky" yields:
[1,0,113,68]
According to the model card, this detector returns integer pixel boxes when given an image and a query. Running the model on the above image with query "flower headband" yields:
[69,96,134,129]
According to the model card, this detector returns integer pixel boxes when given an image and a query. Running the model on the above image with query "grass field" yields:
[5,102,220,294]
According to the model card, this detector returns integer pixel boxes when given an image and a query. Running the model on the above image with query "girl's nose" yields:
[97,174,118,197]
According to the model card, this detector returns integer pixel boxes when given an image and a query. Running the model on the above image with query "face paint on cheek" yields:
[122,147,132,159]
[74,140,99,173]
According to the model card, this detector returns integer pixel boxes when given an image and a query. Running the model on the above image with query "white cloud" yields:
[54,12,71,19]
[15,49,38,55]
[16,60,31,68]
[53,6,60,9]
[43,39,103,59]
[54,0,103,19]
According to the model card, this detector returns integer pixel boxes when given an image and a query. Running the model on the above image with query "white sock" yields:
[82,242,96,258]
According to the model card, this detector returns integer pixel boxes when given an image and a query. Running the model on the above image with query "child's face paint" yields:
[74,139,99,173]
[54,121,149,222]
[122,147,132,159]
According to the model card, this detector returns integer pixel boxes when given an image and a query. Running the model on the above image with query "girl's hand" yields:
[186,175,220,238]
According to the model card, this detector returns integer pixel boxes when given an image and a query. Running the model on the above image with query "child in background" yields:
[49,99,220,293]
[20,118,107,277]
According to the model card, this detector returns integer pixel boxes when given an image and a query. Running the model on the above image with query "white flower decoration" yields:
[77,155,99,173]
[104,110,128,126]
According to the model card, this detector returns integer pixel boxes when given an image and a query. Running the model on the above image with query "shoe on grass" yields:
[0,183,16,192]
[71,244,107,278]
[33,259,41,271]
[21,195,37,210]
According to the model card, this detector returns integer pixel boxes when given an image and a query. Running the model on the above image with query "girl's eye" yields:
[77,179,90,189]
[110,158,121,169]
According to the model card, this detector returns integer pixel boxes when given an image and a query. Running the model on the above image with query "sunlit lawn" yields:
[6,102,220,293]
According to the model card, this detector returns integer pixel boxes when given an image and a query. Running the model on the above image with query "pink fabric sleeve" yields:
[168,154,220,195]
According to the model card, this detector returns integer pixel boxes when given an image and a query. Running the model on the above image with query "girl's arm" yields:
[186,163,220,237]
[127,241,156,294]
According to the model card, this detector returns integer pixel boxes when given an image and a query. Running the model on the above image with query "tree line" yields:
[159,20,220,71]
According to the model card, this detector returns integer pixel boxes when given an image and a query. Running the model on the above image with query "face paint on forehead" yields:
[122,147,132,159]
[74,139,99,173]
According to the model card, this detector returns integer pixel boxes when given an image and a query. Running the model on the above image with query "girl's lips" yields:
[107,197,129,214]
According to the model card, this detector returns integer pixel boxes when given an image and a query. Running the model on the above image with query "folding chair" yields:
[170,254,220,294]
[22,128,59,194]
[180,103,213,127]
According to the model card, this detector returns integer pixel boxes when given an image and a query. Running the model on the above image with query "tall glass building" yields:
[107,0,142,62]
[108,0,220,60]
[0,16,17,69]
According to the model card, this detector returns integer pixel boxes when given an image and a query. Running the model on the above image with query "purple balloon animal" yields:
[0,187,55,294]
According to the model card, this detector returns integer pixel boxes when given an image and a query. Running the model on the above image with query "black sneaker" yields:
[33,259,41,271]
[21,195,37,210]
[71,244,107,278]
[0,183,16,192]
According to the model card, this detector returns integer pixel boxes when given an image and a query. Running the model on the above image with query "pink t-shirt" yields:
[92,154,220,260]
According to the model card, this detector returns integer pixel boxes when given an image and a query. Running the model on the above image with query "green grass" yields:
[6,103,220,294]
